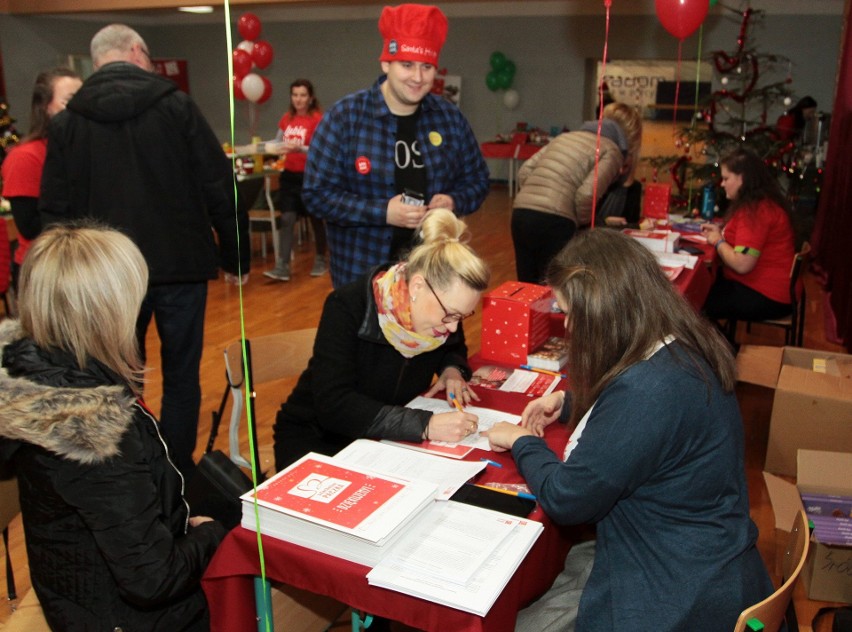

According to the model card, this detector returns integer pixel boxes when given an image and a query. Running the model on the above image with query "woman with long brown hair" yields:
[485,229,773,631]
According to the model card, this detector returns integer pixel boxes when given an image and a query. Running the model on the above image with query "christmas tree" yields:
[0,99,20,167]
[646,6,820,218]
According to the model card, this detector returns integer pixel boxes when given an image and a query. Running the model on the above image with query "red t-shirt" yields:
[1,138,47,264]
[277,111,322,173]
[722,199,795,304]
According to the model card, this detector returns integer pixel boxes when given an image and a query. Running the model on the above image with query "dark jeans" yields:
[278,171,327,262]
[703,275,792,322]
[136,282,208,478]
[511,208,577,284]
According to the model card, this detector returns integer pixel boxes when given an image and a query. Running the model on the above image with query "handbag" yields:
[185,450,252,531]
[183,387,254,531]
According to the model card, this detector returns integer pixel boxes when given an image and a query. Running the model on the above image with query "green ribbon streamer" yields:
[686,24,705,210]
[222,2,272,630]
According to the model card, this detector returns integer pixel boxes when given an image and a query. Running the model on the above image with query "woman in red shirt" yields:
[1,67,81,289]
[264,79,327,282]
[701,149,795,338]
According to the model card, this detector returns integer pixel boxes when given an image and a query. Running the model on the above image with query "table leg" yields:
[263,174,280,263]
[254,576,274,632]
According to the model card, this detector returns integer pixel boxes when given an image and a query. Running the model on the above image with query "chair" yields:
[745,242,811,347]
[508,131,529,197]
[733,509,810,632]
[211,329,317,472]
[1,477,20,603]
[729,242,811,347]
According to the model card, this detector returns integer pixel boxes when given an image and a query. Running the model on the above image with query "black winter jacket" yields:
[273,264,472,470]
[0,320,225,631]
[39,62,248,284]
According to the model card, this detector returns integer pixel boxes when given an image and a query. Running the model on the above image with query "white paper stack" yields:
[367,501,544,616]
[241,452,438,567]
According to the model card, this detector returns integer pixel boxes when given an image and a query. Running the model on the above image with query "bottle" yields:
[251,135,264,174]
[700,183,716,221]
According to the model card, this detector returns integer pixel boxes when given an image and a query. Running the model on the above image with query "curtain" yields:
[812,0,852,352]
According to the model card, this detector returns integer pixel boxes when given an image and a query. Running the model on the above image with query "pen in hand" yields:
[449,392,465,412]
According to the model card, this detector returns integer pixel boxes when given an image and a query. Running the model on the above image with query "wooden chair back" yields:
[733,509,810,632]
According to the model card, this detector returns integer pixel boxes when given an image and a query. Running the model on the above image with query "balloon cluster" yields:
[486,52,520,110]
[232,13,274,104]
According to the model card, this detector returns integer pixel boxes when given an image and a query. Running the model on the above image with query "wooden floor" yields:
[1,186,847,630]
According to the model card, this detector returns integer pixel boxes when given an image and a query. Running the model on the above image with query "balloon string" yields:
[224,2,271,630]
[672,39,683,134]
[590,0,612,229]
[686,24,705,210]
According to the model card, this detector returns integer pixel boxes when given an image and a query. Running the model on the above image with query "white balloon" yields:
[237,40,255,54]
[242,73,264,103]
[503,89,520,110]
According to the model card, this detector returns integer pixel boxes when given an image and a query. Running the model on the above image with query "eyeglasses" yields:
[423,278,475,324]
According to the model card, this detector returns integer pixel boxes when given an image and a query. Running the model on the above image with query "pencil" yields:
[473,483,536,502]
[449,392,465,412]
[519,364,567,379]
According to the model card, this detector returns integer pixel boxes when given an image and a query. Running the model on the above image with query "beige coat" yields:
[513,131,625,228]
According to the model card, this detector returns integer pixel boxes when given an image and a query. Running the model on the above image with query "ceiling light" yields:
[178,6,214,14]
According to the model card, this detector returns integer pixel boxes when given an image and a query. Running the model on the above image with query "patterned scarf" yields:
[373,263,449,358]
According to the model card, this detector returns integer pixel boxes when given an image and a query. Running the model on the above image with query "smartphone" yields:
[449,484,536,518]
[401,188,425,207]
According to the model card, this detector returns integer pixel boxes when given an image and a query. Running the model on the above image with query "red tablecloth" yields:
[670,235,716,310]
[480,142,545,161]
[202,387,573,632]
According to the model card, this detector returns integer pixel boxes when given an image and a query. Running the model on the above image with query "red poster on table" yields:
[254,457,405,529]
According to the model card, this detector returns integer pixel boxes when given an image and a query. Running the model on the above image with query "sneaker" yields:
[263,264,290,281]
[310,258,327,277]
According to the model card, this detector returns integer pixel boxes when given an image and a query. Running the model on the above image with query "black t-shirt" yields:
[389,108,428,260]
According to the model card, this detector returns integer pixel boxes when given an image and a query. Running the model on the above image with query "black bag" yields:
[185,450,252,531]
[183,376,254,531]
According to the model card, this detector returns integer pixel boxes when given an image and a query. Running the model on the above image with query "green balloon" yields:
[486,71,500,92]
[496,70,512,90]
[489,51,507,71]
[710,0,718,5]
[503,60,516,77]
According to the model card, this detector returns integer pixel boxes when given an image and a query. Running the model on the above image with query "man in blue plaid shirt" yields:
[303,3,490,289]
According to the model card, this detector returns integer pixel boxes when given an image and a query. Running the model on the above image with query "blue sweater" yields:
[513,342,773,631]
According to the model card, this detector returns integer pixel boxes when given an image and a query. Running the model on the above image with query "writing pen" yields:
[520,364,567,379]
[449,392,465,412]
[479,458,503,468]
[473,483,536,501]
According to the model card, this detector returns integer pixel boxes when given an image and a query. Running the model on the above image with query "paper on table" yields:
[367,502,543,616]
[379,501,516,585]
[336,440,485,500]
[405,396,522,451]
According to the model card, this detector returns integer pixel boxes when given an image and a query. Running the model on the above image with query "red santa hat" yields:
[378,4,448,66]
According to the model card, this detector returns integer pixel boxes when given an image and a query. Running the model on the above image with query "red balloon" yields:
[237,13,262,41]
[251,40,274,70]
[256,76,273,104]
[655,0,709,39]
[232,49,252,78]
[233,76,246,101]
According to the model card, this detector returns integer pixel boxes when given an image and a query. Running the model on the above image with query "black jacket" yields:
[39,62,248,284]
[0,320,225,632]
[273,265,472,470]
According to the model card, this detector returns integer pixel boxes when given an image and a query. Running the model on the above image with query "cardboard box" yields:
[763,450,852,604]
[737,345,852,477]
[481,282,552,366]
[623,228,680,253]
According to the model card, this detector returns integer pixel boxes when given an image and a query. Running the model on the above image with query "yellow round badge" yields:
[429,131,443,147]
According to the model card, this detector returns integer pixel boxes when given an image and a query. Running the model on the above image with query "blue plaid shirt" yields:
[303,76,490,288]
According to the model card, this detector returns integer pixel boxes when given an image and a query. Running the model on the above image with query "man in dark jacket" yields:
[39,24,248,477]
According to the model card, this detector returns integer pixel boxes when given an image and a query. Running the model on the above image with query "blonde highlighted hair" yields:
[17,223,149,392]
[405,208,490,292]
[603,102,643,185]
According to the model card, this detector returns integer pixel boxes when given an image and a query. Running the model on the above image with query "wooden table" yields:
[202,385,574,632]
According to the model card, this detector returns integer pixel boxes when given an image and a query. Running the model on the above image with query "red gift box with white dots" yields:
[481,281,553,366]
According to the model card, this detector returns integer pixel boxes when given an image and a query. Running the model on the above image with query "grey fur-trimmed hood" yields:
[0,319,136,465]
